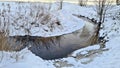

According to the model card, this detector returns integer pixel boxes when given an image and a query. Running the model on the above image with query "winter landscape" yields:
[0,0,120,68]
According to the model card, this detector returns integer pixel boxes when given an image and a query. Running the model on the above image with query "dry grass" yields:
[89,33,98,45]
[0,32,26,62]
[0,32,10,51]
[0,32,24,51]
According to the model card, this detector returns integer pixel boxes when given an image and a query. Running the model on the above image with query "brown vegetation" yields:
[0,32,25,51]
[0,32,9,51]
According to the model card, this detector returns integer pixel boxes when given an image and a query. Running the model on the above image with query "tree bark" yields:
[116,0,120,5]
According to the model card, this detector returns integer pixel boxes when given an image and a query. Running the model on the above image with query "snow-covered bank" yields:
[0,48,55,68]
[0,2,120,68]
[1,35,120,68]
[0,2,98,60]
[0,2,85,37]
[62,37,120,68]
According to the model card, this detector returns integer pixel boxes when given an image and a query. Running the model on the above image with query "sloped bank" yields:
[0,2,98,60]
[7,19,98,60]
[8,24,97,60]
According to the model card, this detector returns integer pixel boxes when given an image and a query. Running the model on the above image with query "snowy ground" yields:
[0,2,120,68]
[0,2,85,37]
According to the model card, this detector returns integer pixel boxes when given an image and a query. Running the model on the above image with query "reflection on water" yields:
[8,27,97,60]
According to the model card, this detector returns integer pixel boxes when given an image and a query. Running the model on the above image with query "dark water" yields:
[8,34,87,60]
[0,2,97,60]
[28,41,78,60]
[8,27,96,60]
[28,40,85,60]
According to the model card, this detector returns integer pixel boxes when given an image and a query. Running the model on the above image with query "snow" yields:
[60,36,120,68]
[30,10,85,37]
[1,37,119,67]
[71,44,100,57]
[90,37,120,68]
[0,2,120,68]
[0,2,85,37]
[0,48,55,68]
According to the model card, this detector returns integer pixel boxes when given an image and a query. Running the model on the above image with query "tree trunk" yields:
[116,0,120,5]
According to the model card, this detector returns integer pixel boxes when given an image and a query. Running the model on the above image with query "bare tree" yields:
[116,0,120,5]
[94,0,113,23]
[56,0,63,10]
[78,0,88,6]
[93,0,113,48]
[94,0,113,33]
[60,0,63,9]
